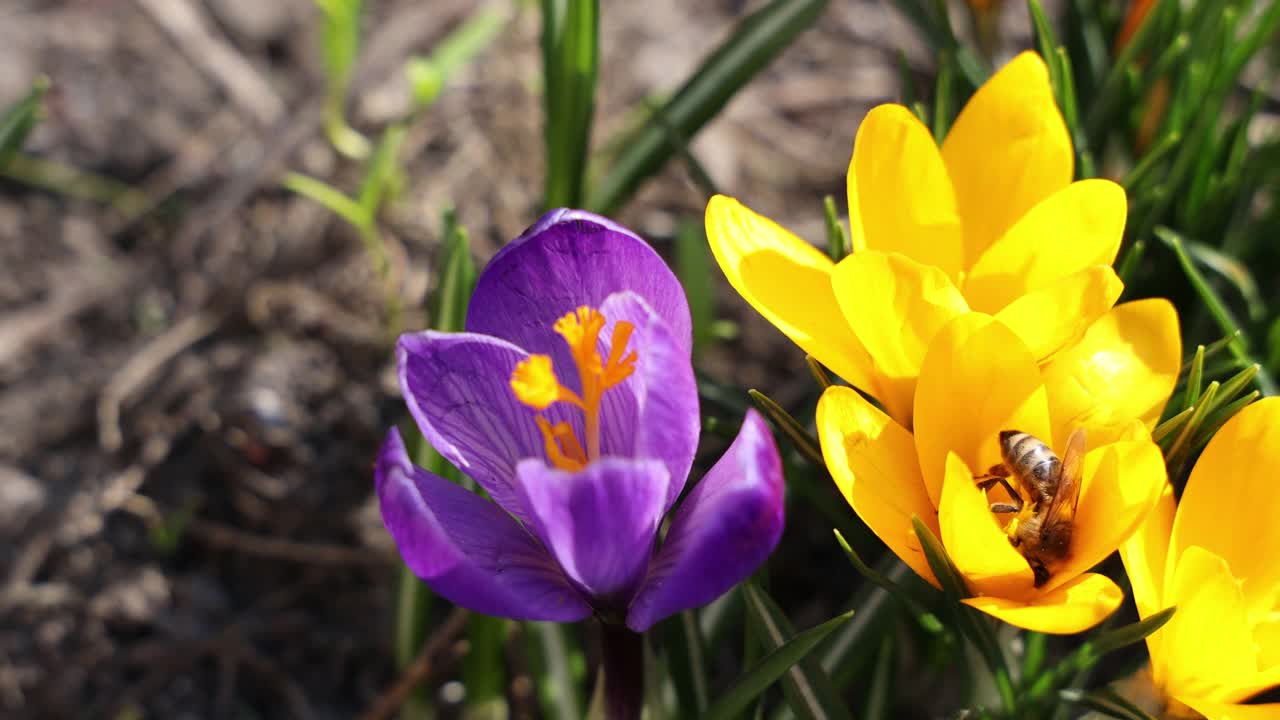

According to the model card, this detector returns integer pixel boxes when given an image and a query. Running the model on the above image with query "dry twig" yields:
[97,311,222,451]
[358,607,470,720]
[186,518,394,567]
[133,0,284,125]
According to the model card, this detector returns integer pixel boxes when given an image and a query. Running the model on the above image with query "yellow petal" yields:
[847,105,964,280]
[941,51,1072,265]
[913,313,1053,507]
[1043,299,1182,448]
[1119,482,1176,679]
[1160,546,1257,701]
[962,572,1122,634]
[1177,698,1280,720]
[706,195,880,395]
[1221,640,1280,720]
[1042,435,1166,594]
[1172,397,1280,618]
[964,179,1127,313]
[831,251,969,425]
[816,385,939,587]
[993,265,1123,364]
[1256,616,1280,682]
[938,452,1034,598]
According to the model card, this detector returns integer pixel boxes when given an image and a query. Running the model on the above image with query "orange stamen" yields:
[602,322,638,388]
[508,305,639,468]
[535,417,587,472]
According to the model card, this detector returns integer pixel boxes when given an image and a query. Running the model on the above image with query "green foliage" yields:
[282,126,403,334]
[889,0,989,89]
[286,4,506,338]
[394,210,479,718]
[742,582,853,720]
[823,196,850,262]
[526,622,586,720]
[702,590,853,720]
[588,0,829,215]
[313,0,370,158]
[541,0,599,210]
[833,530,943,635]
[0,77,46,168]
[463,615,510,713]
[658,611,711,717]
[1019,608,1176,712]
[676,220,718,356]
[407,6,508,110]
[747,389,824,467]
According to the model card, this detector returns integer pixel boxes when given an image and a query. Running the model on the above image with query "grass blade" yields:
[0,77,47,169]
[704,608,852,720]
[1022,607,1175,705]
[660,610,711,717]
[526,622,585,720]
[406,5,509,109]
[862,636,895,720]
[748,389,824,468]
[541,0,599,209]
[833,529,942,634]
[588,0,827,214]
[357,124,407,216]
[1156,227,1276,395]
[463,615,509,713]
[1183,345,1205,412]
[314,0,369,158]
[737,583,854,720]
[435,208,478,331]
[282,172,369,231]
[911,517,968,599]
[676,220,716,355]
[823,195,849,262]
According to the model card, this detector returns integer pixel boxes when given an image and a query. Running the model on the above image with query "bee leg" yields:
[974,463,1011,481]
[977,476,1024,513]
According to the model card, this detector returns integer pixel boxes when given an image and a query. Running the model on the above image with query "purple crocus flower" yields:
[375,209,785,633]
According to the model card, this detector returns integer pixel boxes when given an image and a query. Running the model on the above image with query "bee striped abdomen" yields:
[999,430,1061,503]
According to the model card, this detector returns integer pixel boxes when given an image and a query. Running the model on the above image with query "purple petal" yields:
[515,457,671,606]
[598,291,699,507]
[626,410,784,631]
[375,429,591,621]
[468,209,693,358]
[397,330,582,523]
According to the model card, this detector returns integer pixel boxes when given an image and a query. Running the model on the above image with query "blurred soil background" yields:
[0,1,1036,717]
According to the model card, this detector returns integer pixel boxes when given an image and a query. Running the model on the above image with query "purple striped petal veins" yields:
[375,209,785,626]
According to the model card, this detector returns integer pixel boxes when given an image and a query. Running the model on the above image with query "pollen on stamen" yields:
[554,306,606,356]
[510,355,561,409]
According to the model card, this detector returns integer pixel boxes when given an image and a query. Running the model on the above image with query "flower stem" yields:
[600,621,643,720]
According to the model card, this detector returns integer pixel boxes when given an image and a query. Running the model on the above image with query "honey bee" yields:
[974,428,1086,588]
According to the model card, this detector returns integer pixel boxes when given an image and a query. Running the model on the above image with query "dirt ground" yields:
[0,1,1033,717]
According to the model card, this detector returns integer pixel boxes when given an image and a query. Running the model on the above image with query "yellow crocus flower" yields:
[707,52,1165,429]
[817,312,1171,633]
[1120,398,1280,719]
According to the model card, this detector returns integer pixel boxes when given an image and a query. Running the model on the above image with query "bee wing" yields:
[1043,427,1086,529]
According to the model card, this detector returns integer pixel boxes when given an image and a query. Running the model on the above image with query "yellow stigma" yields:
[508,306,637,470]
[511,355,581,410]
